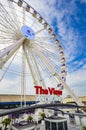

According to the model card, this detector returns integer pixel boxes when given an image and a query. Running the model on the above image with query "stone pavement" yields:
[68,124,82,130]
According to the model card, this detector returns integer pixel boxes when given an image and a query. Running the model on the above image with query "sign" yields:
[21,25,35,40]
[34,86,62,95]
[36,95,61,102]
[34,86,62,102]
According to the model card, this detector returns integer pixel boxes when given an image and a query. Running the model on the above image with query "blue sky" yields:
[27,0,86,96]
[52,0,86,72]
[0,0,86,97]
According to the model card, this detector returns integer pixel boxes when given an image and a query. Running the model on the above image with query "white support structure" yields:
[21,45,26,107]
[23,43,38,86]
[34,45,84,106]
[0,37,25,69]
[26,43,46,88]
[20,4,27,107]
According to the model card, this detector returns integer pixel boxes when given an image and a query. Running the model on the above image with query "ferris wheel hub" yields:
[21,25,35,40]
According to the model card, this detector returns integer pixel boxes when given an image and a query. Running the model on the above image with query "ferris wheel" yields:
[0,0,83,106]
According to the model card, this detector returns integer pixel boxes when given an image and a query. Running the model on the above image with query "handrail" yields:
[0,103,82,117]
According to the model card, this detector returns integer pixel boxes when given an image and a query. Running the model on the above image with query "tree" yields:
[0,127,2,130]
[2,118,11,130]
[82,126,86,130]
[40,112,46,119]
[27,115,33,122]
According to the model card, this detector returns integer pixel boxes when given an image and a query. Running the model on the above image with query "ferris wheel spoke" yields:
[0,19,20,35]
[0,16,21,33]
[23,43,38,85]
[0,29,17,37]
[34,40,56,51]
[33,48,59,86]
[33,47,62,87]
[36,41,66,77]
[7,0,21,30]
[0,35,13,38]
[0,16,18,32]
[35,43,59,61]
[35,28,46,35]
[22,8,26,26]
[0,18,20,35]
[0,37,17,42]
[33,45,56,75]
[33,41,60,67]
[28,46,46,88]
[33,40,52,48]
[21,44,26,107]
[0,50,18,82]
[0,37,25,68]
[35,36,51,41]
[0,3,20,32]
[0,20,17,33]
[36,57,58,86]
[0,30,22,42]
[0,40,14,44]
[36,42,55,51]
[31,18,37,28]
[34,44,60,73]
[2,66,31,76]
[27,48,44,86]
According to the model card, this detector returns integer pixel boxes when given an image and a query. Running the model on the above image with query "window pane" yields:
[51,122,57,130]
[64,121,68,130]
[45,121,50,130]
[58,122,63,130]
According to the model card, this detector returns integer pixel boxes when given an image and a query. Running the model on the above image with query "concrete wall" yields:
[0,94,86,104]
[63,96,86,105]
[0,95,36,102]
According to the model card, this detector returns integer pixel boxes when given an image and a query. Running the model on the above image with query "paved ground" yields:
[68,124,82,130]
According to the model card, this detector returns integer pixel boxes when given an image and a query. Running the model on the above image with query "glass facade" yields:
[45,121,50,130]
[45,120,68,130]
[64,121,68,130]
[58,122,63,130]
[51,122,57,130]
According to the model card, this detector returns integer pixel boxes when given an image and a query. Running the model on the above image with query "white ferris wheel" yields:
[0,0,83,106]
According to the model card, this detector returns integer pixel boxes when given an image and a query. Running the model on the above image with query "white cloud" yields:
[66,65,86,96]
[80,0,86,4]
[0,78,20,94]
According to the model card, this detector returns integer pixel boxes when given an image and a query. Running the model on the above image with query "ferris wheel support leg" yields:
[0,37,25,69]
[23,43,38,86]
[26,44,46,88]
[34,46,84,106]
[21,45,26,108]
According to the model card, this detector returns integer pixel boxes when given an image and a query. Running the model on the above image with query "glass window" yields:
[64,121,68,130]
[45,121,50,130]
[51,122,57,130]
[58,122,63,130]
